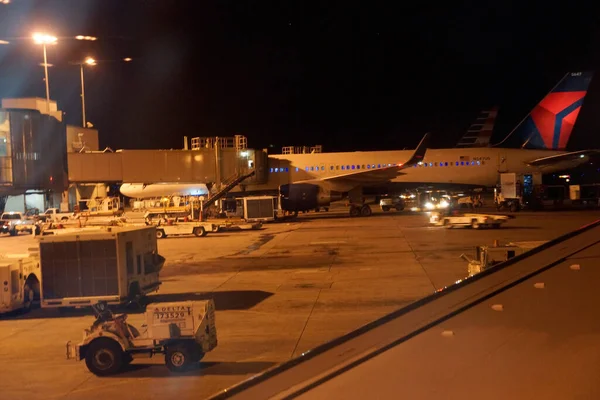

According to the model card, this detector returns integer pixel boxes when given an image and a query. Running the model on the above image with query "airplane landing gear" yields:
[348,187,372,217]
[349,204,372,217]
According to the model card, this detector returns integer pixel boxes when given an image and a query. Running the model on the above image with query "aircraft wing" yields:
[297,133,430,186]
[526,149,600,167]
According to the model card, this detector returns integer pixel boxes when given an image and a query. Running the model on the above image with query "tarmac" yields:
[1,207,599,399]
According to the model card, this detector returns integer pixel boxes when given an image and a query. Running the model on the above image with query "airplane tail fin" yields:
[502,72,593,150]
[456,107,498,148]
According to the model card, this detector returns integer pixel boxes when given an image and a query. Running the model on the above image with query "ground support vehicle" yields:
[379,196,405,212]
[148,220,216,239]
[210,219,262,231]
[66,300,218,375]
[0,212,41,236]
[0,255,40,314]
[42,208,77,222]
[429,212,513,229]
[462,240,547,277]
[39,226,165,308]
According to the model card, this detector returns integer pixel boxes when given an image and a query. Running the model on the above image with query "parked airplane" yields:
[119,183,209,199]
[273,71,595,216]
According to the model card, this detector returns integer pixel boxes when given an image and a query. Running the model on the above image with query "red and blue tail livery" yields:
[516,71,593,150]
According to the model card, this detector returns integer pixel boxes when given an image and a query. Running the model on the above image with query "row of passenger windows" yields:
[269,160,486,173]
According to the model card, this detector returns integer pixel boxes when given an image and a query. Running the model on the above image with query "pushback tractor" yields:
[66,300,218,375]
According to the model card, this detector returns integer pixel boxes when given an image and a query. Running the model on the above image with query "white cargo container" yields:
[237,196,277,222]
[39,226,165,308]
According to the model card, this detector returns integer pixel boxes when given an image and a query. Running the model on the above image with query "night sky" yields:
[0,1,599,153]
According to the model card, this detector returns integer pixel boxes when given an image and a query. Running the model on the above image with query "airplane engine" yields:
[279,183,343,212]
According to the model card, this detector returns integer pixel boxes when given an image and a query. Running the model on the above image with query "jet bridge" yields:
[67,136,268,186]
[210,219,600,400]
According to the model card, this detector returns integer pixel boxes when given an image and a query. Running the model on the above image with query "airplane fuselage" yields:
[265,147,580,190]
[120,183,209,199]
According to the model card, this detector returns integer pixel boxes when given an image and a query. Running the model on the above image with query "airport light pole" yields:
[31,33,97,114]
[79,57,96,127]
[32,33,57,113]
[72,56,132,128]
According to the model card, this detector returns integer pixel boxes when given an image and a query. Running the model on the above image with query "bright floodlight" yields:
[123,57,132,62]
[76,35,97,41]
[84,57,96,65]
[33,33,57,45]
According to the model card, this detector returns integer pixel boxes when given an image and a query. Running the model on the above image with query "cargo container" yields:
[39,226,165,308]
[237,196,277,222]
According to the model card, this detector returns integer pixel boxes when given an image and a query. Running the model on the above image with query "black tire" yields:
[492,223,501,229]
[360,205,372,217]
[510,202,519,212]
[85,338,124,376]
[349,206,360,217]
[382,206,390,212]
[395,205,404,211]
[165,343,193,372]
[156,229,166,239]
[22,284,33,312]
[9,229,16,236]
[194,226,207,237]
[443,219,453,229]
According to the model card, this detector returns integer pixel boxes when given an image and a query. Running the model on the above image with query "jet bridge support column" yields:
[348,186,371,217]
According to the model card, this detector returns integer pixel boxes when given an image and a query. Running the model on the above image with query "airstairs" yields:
[203,170,256,210]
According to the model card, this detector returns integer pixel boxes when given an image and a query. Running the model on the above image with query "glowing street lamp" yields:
[78,57,97,127]
[75,56,130,128]
[32,33,57,113]
[75,35,97,41]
